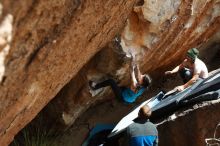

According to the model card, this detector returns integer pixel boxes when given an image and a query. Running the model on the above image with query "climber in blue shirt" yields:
[89,55,151,103]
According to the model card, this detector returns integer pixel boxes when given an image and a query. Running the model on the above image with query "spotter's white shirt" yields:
[194,58,208,79]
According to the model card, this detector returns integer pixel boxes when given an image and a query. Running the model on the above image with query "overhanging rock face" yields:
[47,0,220,131]
[0,0,136,145]
[121,0,220,72]
[0,0,220,145]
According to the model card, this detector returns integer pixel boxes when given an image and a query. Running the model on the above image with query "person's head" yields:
[140,74,152,88]
[186,48,199,63]
[138,105,152,119]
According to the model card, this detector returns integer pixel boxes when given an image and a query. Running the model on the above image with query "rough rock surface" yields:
[48,0,220,126]
[121,0,220,73]
[158,99,220,146]
[0,0,220,146]
[46,0,220,131]
[0,0,136,145]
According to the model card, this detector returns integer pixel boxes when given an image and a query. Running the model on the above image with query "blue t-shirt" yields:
[127,120,158,146]
[122,87,145,103]
[130,135,157,146]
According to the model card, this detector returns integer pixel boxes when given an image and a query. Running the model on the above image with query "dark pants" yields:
[179,68,193,83]
[93,79,123,99]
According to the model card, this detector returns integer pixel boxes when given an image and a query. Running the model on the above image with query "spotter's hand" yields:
[175,85,185,92]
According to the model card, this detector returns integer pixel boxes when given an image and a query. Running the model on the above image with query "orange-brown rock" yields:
[0,0,220,145]
[0,0,136,145]
[121,0,220,73]
[48,0,220,131]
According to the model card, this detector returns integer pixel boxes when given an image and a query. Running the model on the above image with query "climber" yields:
[165,48,208,92]
[125,105,158,146]
[89,55,151,103]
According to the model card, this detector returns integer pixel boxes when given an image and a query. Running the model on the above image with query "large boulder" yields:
[0,0,220,145]
[0,0,136,145]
